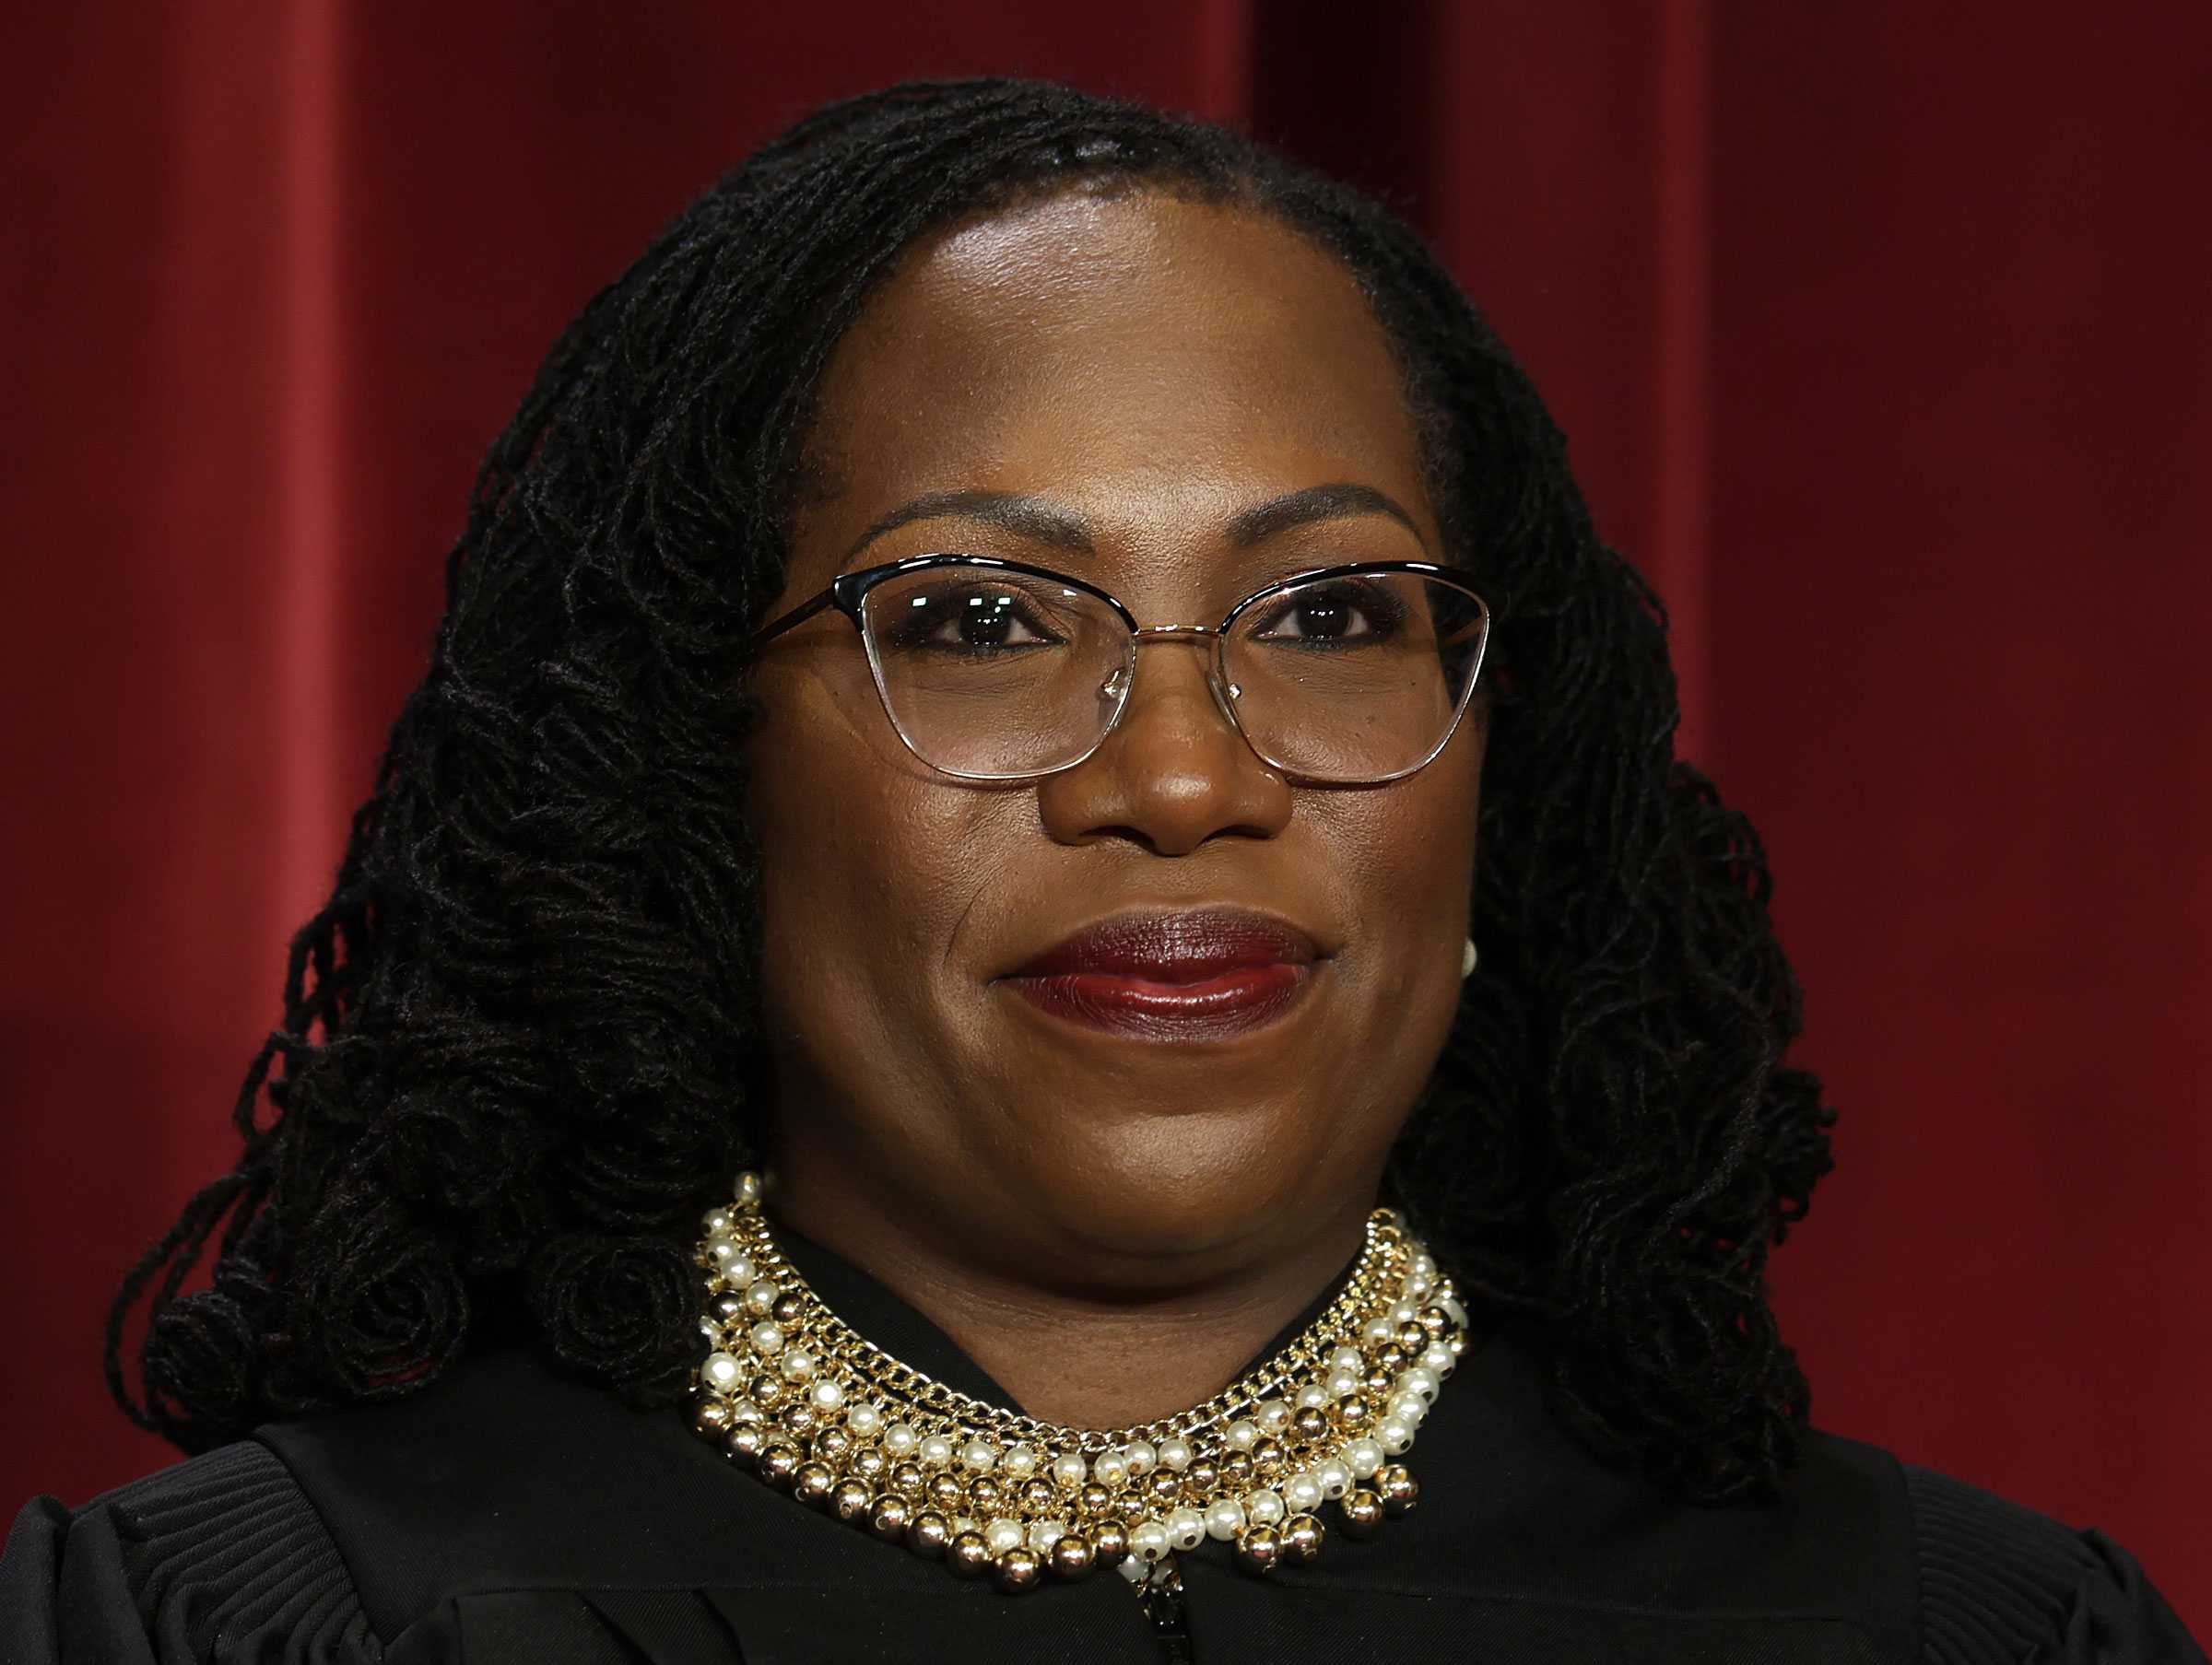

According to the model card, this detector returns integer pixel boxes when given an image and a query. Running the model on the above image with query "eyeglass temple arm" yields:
[742,584,846,659]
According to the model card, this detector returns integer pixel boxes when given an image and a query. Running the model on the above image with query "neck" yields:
[768,1179,1374,1430]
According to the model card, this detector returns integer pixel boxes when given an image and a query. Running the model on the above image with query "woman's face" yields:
[744,190,1484,1288]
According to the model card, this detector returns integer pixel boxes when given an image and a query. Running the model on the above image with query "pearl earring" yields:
[1461,937,1478,979]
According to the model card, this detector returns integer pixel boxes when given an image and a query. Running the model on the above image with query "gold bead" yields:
[928,1472,964,1507]
[1252,1437,1287,1475]
[1235,1523,1283,1576]
[1147,1470,1182,1504]
[889,1460,925,1495]
[946,1531,993,1578]
[994,1546,1043,1592]
[779,1403,817,1437]
[1022,1476,1059,1512]
[851,1448,888,1481]
[1290,1406,1329,1441]
[691,1398,734,1441]
[1335,1394,1373,1430]
[1118,1494,1149,1527]
[749,1373,786,1407]
[969,1477,1005,1512]
[772,1293,806,1325]
[1219,1448,1254,1483]
[793,1461,836,1507]
[1419,1305,1451,1334]
[1184,1458,1220,1494]
[1048,1534,1096,1580]
[812,1426,853,1464]
[711,1293,746,1323]
[906,1510,951,1558]
[1363,1367,1394,1396]
[1280,1513,1325,1564]
[1397,1321,1429,1352]
[830,1478,873,1524]
[1377,1465,1419,1516]
[1339,1488,1384,1539]
[756,1441,802,1489]
[869,1493,912,1541]
[1376,1345,1407,1372]
[723,1423,766,1466]
[1078,1481,1112,1514]
[1091,1521,1130,1564]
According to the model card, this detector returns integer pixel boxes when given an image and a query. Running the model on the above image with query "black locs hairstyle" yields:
[109,78,1834,1504]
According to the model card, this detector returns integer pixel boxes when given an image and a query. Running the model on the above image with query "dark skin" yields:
[743,190,1485,1430]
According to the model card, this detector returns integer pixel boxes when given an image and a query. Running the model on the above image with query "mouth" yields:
[996,908,1326,1042]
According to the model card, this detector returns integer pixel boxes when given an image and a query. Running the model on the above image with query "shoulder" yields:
[1893,1458,2203,1664]
[2,1438,379,1664]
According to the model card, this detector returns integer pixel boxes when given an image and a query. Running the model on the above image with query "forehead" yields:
[796,190,1432,568]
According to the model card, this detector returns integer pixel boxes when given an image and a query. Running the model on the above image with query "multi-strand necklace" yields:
[687,1173,1467,1598]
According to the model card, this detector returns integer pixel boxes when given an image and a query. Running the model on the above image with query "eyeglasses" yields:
[744,555,1491,785]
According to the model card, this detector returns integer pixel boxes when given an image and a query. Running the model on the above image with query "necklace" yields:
[686,1173,1468,1597]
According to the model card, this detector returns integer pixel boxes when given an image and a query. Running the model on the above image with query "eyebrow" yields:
[843,482,1428,562]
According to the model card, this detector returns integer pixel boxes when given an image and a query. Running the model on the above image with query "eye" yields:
[1244,578,1409,647]
[878,581,1069,656]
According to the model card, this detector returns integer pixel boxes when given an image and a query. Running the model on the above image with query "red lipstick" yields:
[1000,909,1324,1041]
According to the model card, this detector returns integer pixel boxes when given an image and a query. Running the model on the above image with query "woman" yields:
[4,78,2198,1662]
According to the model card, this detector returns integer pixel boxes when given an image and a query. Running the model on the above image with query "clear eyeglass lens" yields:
[1222,572,1487,782]
[860,566,1132,778]
[860,564,1486,781]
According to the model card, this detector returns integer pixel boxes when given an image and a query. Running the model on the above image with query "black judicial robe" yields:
[6,1230,2203,1663]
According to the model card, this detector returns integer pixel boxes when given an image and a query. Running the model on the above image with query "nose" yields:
[1033,633,1293,855]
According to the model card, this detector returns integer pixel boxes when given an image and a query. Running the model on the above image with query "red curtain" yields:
[6,1,2206,1628]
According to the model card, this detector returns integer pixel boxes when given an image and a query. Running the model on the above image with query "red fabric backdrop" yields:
[5,0,2206,1629]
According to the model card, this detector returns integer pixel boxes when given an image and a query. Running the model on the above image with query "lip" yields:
[998,908,1326,1042]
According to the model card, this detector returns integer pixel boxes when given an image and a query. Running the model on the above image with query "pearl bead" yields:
[884,1423,919,1456]
[735,1172,761,1205]
[1420,1342,1456,1376]
[1330,1344,1364,1373]
[1293,1383,1331,1410]
[1091,1449,1129,1488]
[1377,1417,1414,1455]
[701,1207,735,1236]
[984,1518,1024,1556]
[1344,1438,1384,1479]
[747,1321,784,1354]
[1118,1554,1149,1584]
[1255,1399,1291,1436]
[1204,1498,1246,1541]
[1391,1300,1419,1326]
[1388,1392,1428,1426]
[779,1348,816,1381]
[1157,1436,1193,1472]
[960,1439,997,1473]
[1000,1443,1039,1479]
[845,1401,881,1437]
[743,1280,780,1315]
[1164,1507,1206,1552]
[1245,1487,1286,1526]
[1362,1317,1396,1347]
[1284,1472,1324,1512]
[1411,1252,1437,1279]
[808,1380,843,1413]
[1051,1451,1088,1489]
[701,1352,742,1390]
[1398,1366,1441,1402]
[953,1516,979,1537]
[1325,1367,1360,1398]
[917,1435,954,1469]
[1131,1519,1171,1563]
[1224,1420,1259,1451]
[1405,1272,1434,1300]
[1316,1459,1351,1499]
[1027,1518,1068,1554]
[1123,1439,1157,1476]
